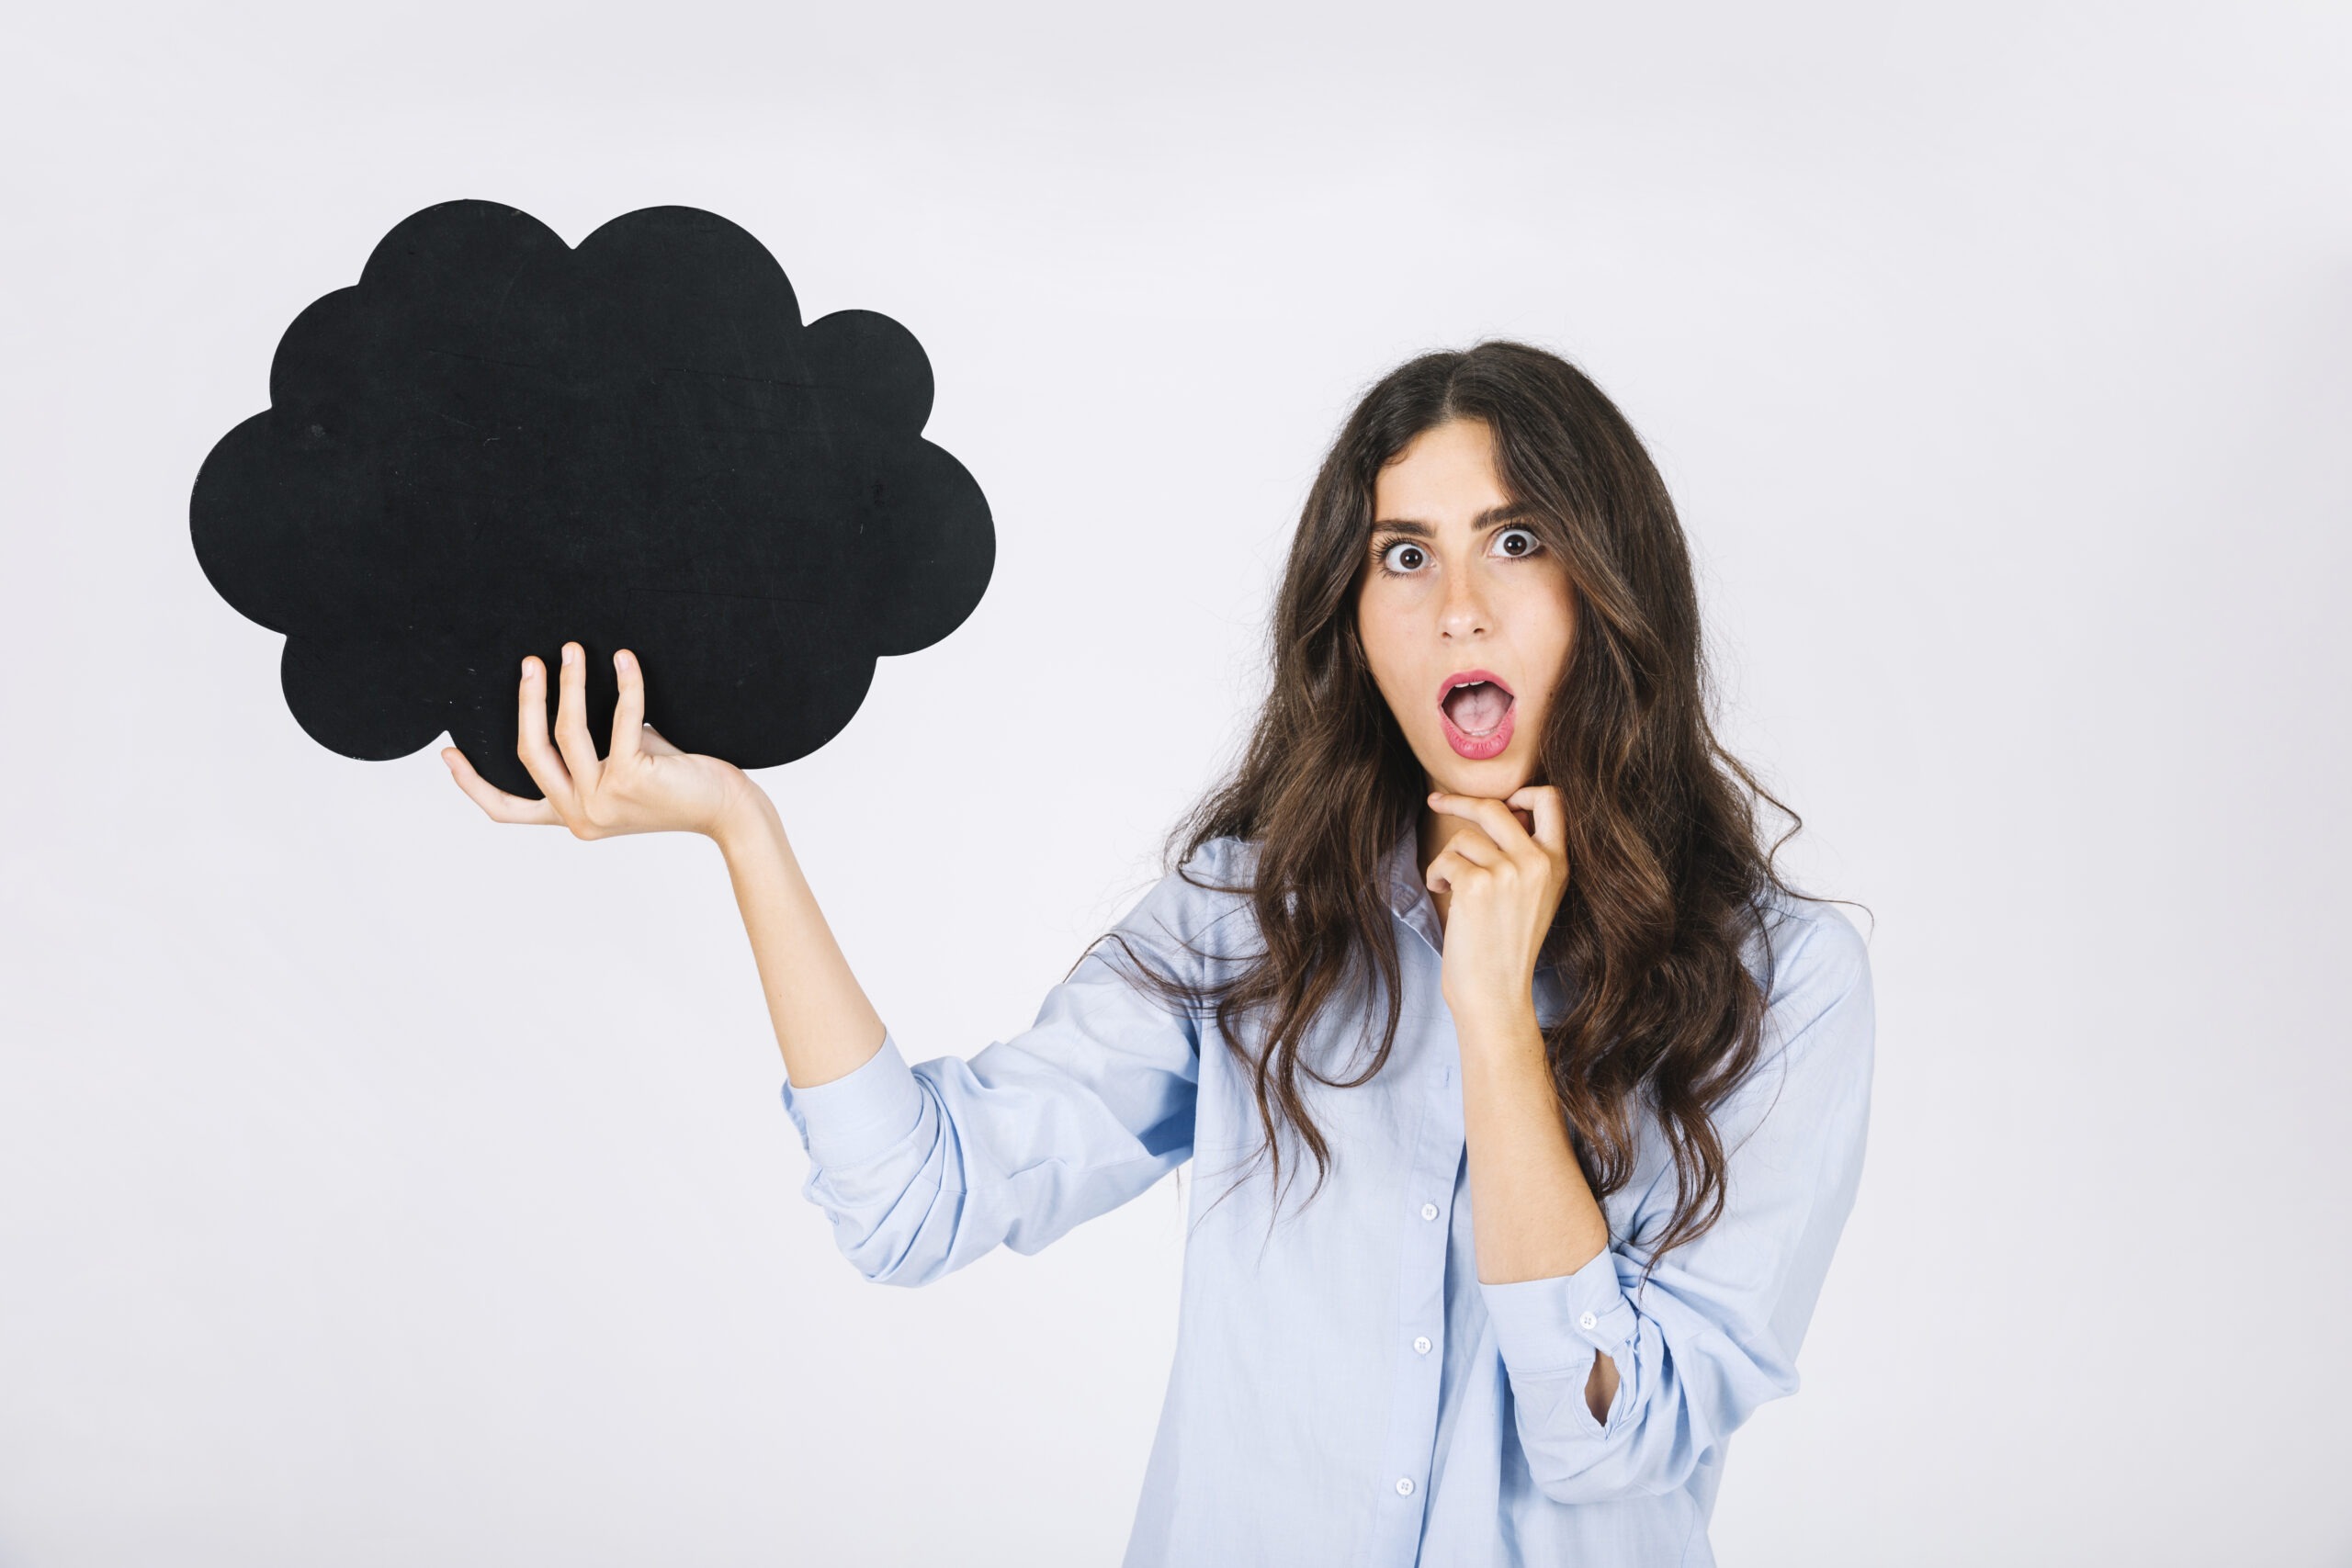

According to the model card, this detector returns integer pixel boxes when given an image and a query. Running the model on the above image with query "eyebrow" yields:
[1368,502,1534,538]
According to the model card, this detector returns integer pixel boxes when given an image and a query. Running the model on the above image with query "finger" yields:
[1435,820,1506,867]
[551,642,602,793]
[514,656,579,811]
[608,649,646,764]
[1508,785,1568,861]
[1425,848,1487,896]
[1429,791,1537,856]
[1425,850,1454,894]
[443,746,562,825]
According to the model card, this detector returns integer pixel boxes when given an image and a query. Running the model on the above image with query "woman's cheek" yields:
[1358,598,1419,689]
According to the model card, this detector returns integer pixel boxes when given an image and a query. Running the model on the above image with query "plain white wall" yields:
[3,3,2346,1562]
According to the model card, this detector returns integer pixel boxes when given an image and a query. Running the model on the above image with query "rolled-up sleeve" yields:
[1479,905,1875,1505]
[779,863,1235,1288]
[783,1036,930,1168]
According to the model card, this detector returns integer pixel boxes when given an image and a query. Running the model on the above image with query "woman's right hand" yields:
[443,640,756,841]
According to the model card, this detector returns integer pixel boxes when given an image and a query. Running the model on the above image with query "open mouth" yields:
[1436,670,1516,761]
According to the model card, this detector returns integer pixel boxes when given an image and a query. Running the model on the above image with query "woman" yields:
[443,341,1873,1566]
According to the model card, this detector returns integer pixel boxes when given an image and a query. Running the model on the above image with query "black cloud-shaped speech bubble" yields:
[191,200,993,799]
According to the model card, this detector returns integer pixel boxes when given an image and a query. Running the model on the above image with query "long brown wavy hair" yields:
[1125,340,1795,1267]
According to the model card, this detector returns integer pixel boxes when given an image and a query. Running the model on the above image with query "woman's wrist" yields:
[707,773,781,855]
[1445,988,1544,1056]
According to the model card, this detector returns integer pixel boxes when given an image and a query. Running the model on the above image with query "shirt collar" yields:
[1380,828,1445,957]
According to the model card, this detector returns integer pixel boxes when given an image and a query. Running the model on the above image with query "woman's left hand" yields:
[1425,786,1570,1029]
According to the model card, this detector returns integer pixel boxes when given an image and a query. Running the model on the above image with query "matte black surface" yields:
[192,200,994,798]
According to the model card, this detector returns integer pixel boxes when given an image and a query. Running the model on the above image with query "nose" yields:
[1439,563,1490,641]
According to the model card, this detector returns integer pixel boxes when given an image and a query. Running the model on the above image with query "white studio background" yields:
[3,4,2346,1564]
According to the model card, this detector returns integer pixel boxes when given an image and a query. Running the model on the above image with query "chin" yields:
[1421,742,1536,800]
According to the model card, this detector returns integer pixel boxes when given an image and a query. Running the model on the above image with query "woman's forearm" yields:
[1456,1002,1609,1286]
[1456,1001,1622,1423]
[708,784,887,1087]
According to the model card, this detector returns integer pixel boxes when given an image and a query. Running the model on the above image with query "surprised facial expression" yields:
[1355,418,1577,799]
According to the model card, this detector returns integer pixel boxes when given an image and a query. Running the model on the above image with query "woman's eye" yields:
[1491,526,1540,559]
[1380,541,1428,573]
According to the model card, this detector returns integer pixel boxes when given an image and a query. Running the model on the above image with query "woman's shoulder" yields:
[1748,888,1874,1063]
[1111,835,1262,968]
[1175,833,1260,889]
[1755,889,1869,988]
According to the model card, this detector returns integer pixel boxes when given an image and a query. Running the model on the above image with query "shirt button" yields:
[1413,1335,1432,1355]
[1419,1202,1439,1221]
[1396,1477,1415,1496]
[1578,1311,1598,1330]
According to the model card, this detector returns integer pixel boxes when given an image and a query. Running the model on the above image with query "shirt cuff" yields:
[778,1034,928,1168]
[1480,1245,1639,1377]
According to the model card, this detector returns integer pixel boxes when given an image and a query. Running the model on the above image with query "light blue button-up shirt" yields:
[780,835,1872,1566]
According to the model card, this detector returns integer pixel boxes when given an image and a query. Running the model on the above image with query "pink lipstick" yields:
[1436,670,1516,761]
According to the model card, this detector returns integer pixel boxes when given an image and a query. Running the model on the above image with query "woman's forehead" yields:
[1374,419,1511,529]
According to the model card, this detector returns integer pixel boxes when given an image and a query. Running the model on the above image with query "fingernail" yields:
[521,658,535,679]
[562,645,578,666]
